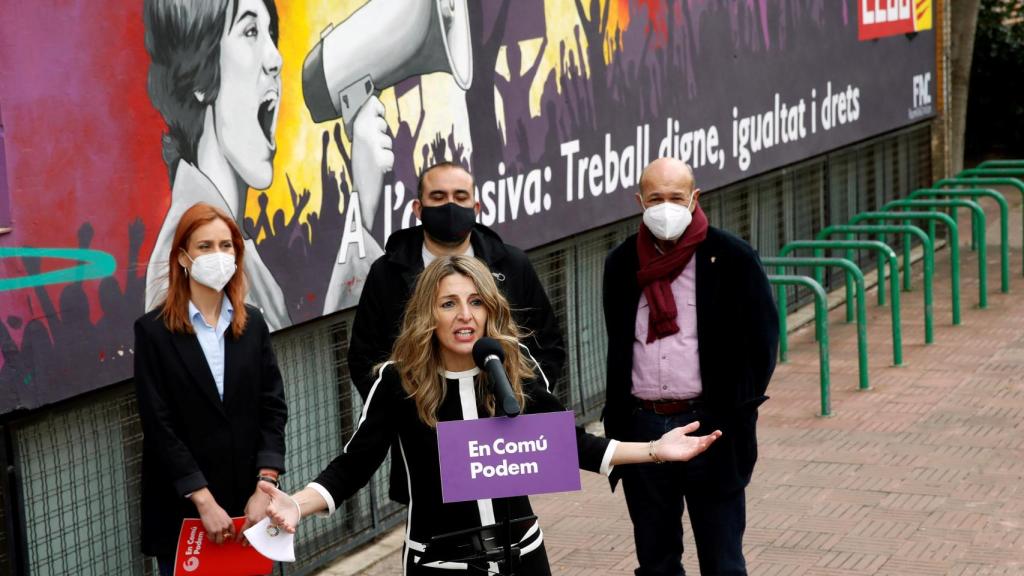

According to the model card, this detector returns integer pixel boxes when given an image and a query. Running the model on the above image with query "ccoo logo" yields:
[182,557,200,572]
[859,0,933,40]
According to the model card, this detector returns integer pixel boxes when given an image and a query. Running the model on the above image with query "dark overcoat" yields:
[134,306,287,556]
[602,227,778,494]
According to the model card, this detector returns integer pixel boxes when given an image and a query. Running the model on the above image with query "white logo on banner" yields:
[910,72,933,119]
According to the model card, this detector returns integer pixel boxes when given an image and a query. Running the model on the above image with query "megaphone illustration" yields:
[302,0,473,128]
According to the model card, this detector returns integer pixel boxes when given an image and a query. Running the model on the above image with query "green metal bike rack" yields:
[935,176,1024,274]
[959,167,1024,177]
[764,257,869,391]
[767,274,832,416]
[780,239,902,366]
[911,188,1009,293]
[883,199,987,309]
[977,160,1024,169]
[817,225,934,345]
[819,222,931,292]
[849,212,961,325]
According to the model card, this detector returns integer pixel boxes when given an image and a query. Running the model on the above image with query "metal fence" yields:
[0,122,933,575]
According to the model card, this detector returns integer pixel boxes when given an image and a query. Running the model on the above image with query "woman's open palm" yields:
[656,421,722,462]
[259,481,301,534]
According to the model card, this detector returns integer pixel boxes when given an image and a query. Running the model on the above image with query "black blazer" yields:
[602,227,778,494]
[133,305,287,556]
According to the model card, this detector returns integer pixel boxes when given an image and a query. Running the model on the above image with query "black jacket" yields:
[348,224,566,396]
[133,306,287,556]
[312,360,609,572]
[602,227,778,494]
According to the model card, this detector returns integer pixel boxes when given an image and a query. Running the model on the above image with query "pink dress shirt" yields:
[631,258,702,400]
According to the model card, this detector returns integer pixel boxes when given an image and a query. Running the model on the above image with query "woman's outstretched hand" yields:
[653,421,722,462]
[259,481,301,534]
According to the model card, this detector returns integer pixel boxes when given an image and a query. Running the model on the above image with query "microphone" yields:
[472,338,521,417]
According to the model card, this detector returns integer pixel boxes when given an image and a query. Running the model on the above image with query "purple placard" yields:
[436,411,580,503]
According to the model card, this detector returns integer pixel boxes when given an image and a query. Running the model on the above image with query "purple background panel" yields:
[0,109,8,228]
[0,1,937,413]
[437,411,581,503]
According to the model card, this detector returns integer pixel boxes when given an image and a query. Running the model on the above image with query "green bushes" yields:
[966,0,1024,158]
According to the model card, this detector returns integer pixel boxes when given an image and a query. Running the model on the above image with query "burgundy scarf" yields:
[636,205,709,343]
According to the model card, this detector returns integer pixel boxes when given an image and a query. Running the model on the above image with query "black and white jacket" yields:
[308,355,615,573]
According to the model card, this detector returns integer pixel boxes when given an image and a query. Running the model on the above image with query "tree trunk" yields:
[949,0,981,174]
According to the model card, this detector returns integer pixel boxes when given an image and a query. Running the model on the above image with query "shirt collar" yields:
[422,243,475,268]
[188,294,234,329]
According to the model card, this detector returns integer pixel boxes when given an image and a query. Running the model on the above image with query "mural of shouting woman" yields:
[143,0,291,330]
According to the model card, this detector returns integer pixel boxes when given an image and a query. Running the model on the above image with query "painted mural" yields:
[0,0,935,412]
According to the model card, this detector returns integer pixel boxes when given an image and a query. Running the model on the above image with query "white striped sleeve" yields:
[305,482,336,516]
[344,361,393,452]
[599,440,619,476]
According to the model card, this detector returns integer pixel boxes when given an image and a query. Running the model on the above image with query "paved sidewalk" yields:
[322,190,1024,575]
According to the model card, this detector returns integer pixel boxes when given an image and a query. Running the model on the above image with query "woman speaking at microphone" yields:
[257,255,719,575]
[134,202,287,576]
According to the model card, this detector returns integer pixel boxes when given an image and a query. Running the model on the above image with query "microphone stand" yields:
[419,510,536,575]
[495,403,514,575]
[481,345,521,573]
[430,342,528,574]
[422,406,528,574]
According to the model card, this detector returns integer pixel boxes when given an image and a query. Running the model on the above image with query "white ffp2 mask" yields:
[643,196,695,241]
[182,251,237,292]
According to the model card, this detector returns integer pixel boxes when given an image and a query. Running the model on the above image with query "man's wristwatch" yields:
[257,474,280,488]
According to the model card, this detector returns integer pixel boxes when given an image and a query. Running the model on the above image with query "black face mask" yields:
[419,202,476,245]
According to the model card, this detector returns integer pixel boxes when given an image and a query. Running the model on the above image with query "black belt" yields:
[637,397,703,415]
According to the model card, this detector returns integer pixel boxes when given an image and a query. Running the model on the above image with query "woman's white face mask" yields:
[182,251,237,292]
[642,194,695,241]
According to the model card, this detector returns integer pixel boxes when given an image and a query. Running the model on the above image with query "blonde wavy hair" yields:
[389,255,533,427]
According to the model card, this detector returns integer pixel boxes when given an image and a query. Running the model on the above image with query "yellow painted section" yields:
[528,0,626,118]
[915,0,933,32]
[249,0,623,235]
[248,0,360,237]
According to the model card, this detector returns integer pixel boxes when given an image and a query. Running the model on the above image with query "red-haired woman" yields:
[134,202,288,576]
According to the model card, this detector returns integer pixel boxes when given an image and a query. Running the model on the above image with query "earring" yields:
[194,91,205,103]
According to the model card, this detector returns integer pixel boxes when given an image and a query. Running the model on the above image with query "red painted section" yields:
[858,0,918,40]
[0,1,167,326]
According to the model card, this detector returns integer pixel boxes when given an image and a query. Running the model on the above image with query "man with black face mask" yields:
[347,161,566,503]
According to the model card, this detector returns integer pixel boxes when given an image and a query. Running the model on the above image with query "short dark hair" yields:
[144,0,279,182]
[416,161,473,200]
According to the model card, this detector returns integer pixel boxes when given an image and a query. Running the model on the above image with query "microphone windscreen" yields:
[472,337,505,368]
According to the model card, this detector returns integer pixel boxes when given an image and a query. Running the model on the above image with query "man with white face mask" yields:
[602,158,778,576]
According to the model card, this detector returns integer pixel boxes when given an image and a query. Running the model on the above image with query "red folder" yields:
[173,517,273,576]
